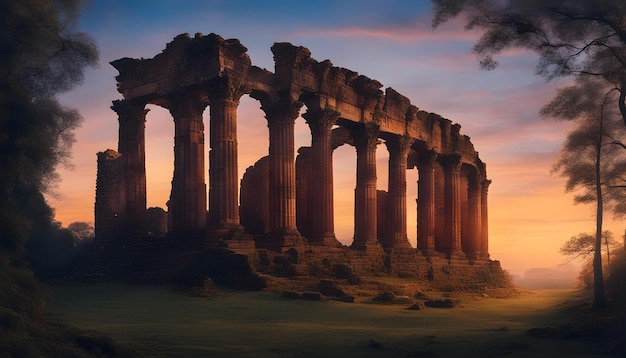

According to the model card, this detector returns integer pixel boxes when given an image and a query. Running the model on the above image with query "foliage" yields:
[579,245,626,304]
[544,78,626,214]
[576,255,614,290]
[1,0,97,257]
[68,221,96,243]
[432,0,626,124]
[606,247,626,306]
[561,231,620,264]
[542,76,626,307]
[431,1,626,307]
[0,0,98,343]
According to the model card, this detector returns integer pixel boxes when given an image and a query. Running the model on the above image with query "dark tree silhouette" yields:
[543,77,626,307]
[432,0,626,309]
[67,221,95,243]
[561,231,619,264]
[432,0,626,125]
[0,0,97,334]
[1,0,97,261]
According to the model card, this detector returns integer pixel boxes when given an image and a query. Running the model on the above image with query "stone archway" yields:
[96,32,492,261]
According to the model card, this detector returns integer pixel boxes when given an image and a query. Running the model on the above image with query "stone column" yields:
[351,123,380,250]
[417,150,437,255]
[302,108,340,246]
[168,94,207,235]
[207,77,248,238]
[112,99,148,236]
[438,154,465,258]
[384,135,414,249]
[466,175,482,260]
[296,147,312,238]
[263,99,305,248]
[480,179,492,259]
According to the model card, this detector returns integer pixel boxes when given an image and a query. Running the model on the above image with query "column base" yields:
[351,240,384,253]
[419,248,439,257]
[446,248,467,262]
[389,238,413,250]
[207,224,255,250]
[307,234,342,247]
[468,252,491,261]
[257,228,308,252]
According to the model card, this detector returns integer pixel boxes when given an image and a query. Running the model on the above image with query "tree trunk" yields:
[605,236,611,266]
[593,130,606,309]
[619,85,626,127]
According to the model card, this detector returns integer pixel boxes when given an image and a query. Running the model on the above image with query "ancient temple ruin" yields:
[95,32,491,263]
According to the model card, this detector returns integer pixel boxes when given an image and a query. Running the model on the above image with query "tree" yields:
[560,231,619,265]
[67,221,95,243]
[543,77,626,307]
[0,0,97,318]
[431,0,626,125]
[431,0,626,309]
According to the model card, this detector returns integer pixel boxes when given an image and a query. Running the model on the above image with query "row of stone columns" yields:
[168,94,207,234]
[112,100,148,236]
[302,109,340,246]
[385,135,414,249]
[207,81,245,236]
[111,92,489,258]
[351,123,380,250]
[265,99,303,246]
[415,151,491,259]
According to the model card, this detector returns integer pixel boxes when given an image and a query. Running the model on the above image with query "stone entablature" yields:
[96,32,490,260]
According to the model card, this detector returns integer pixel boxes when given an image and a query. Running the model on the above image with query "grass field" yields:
[47,283,608,357]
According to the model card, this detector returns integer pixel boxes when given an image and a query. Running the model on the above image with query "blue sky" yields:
[51,0,622,276]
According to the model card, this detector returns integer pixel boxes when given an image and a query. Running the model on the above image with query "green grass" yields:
[47,284,607,357]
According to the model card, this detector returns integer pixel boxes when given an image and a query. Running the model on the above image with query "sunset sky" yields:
[50,0,624,277]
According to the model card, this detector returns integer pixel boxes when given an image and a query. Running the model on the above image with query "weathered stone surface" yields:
[424,298,459,308]
[302,292,323,301]
[373,291,397,303]
[318,279,346,297]
[373,291,413,304]
[408,302,426,310]
[332,263,354,279]
[336,295,355,303]
[173,248,267,291]
[240,157,269,235]
[95,149,125,240]
[281,290,302,299]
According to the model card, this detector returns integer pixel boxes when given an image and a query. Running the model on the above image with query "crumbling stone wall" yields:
[95,149,126,240]
[240,157,269,236]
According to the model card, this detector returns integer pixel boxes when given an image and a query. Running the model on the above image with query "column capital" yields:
[263,99,303,126]
[207,75,250,103]
[166,89,209,120]
[481,179,492,191]
[385,134,414,157]
[468,171,484,190]
[437,153,462,172]
[111,99,149,122]
[351,122,380,151]
[417,149,437,167]
[302,108,340,135]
